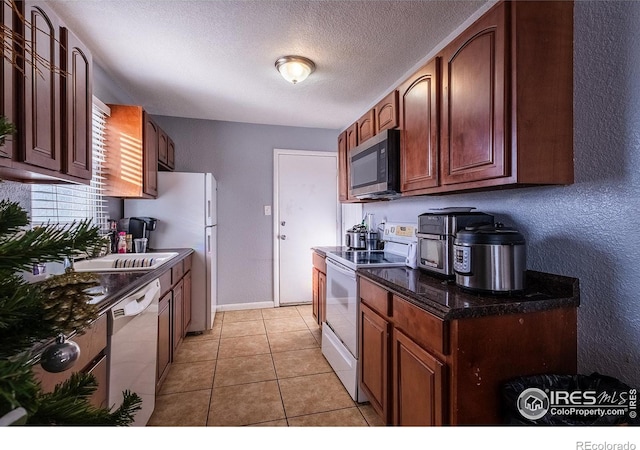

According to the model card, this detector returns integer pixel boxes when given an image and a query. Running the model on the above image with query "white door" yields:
[274,150,338,306]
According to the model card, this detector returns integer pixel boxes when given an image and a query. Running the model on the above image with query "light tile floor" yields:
[147,304,385,427]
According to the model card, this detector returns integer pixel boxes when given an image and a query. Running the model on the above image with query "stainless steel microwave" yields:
[349,129,400,199]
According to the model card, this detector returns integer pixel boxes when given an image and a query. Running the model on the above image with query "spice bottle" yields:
[117,232,127,254]
[126,234,133,253]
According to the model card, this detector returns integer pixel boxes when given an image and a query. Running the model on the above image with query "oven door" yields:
[324,257,358,358]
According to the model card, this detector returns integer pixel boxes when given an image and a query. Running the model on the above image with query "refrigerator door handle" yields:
[207,200,211,221]
[207,232,211,253]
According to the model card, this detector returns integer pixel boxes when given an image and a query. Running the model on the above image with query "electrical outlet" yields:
[264,205,272,216]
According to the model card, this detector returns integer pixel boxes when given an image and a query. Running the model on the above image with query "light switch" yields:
[264,205,271,216]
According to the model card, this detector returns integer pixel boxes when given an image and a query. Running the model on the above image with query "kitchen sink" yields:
[73,252,179,273]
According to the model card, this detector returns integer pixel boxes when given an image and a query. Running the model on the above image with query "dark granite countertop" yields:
[311,246,347,257]
[357,267,580,320]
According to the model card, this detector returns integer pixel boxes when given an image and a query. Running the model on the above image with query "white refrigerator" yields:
[124,172,217,332]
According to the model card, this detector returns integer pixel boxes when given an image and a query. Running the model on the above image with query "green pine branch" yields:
[24,372,143,426]
[0,200,141,426]
[0,218,104,273]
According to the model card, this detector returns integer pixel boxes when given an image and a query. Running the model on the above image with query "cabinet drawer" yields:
[184,254,192,273]
[33,313,108,392]
[312,251,326,273]
[392,295,447,355]
[172,260,184,283]
[360,277,392,318]
[159,269,172,296]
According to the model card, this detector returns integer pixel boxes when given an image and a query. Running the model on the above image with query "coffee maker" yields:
[118,217,157,251]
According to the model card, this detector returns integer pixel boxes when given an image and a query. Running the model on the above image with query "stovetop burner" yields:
[327,250,407,270]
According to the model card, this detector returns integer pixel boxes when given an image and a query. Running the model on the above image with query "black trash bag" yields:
[501,372,639,425]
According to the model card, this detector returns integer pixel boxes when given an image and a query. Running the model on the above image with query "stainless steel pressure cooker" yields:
[452,223,526,294]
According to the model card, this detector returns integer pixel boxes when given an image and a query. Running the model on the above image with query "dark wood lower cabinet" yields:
[312,251,327,326]
[358,276,577,426]
[360,303,391,423]
[157,291,171,391]
[183,270,192,332]
[172,279,184,352]
[393,328,445,426]
[156,255,193,391]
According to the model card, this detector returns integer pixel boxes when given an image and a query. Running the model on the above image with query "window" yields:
[30,97,111,233]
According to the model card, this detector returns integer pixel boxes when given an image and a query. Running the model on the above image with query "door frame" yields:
[273,149,340,307]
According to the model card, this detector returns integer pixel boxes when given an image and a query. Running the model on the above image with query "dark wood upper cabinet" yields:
[104,104,157,198]
[20,1,61,172]
[374,90,399,134]
[339,1,573,198]
[158,128,176,171]
[167,137,175,169]
[337,130,348,202]
[441,2,507,185]
[158,127,168,166]
[143,113,158,197]
[357,109,375,143]
[0,1,93,184]
[61,26,92,180]
[346,122,358,151]
[398,58,440,193]
[440,0,573,189]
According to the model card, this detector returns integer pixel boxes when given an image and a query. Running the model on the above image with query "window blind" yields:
[30,97,111,233]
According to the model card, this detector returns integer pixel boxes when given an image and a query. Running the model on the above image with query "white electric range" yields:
[322,222,417,402]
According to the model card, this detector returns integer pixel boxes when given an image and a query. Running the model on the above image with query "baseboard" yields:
[216,301,275,312]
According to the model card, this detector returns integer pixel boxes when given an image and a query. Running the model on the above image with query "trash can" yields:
[501,372,639,425]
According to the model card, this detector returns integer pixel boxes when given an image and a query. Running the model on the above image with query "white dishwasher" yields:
[108,278,161,427]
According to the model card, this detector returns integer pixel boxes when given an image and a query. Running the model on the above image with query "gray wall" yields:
[363,1,640,389]
[153,116,338,307]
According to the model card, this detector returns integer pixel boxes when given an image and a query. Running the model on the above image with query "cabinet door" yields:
[158,127,168,166]
[398,58,440,193]
[61,26,92,180]
[157,291,171,389]
[167,137,175,169]
[143,114,158,197]
[357,109,375,143]
[87,355,108,409]
[21,2,61,172]
[374,90,399,134]
[312,267,319,324]
[0,0,15,163]
[183,270,192,333]
[172,279,184,352]
[360,303,391,424]
[393,328,445,426]
[441,1,507,185]
[318,271,326,326]
[337,131,348,202]
[346,122,358,151]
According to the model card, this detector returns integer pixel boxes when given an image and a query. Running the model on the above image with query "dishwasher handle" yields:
[112,279,161,320]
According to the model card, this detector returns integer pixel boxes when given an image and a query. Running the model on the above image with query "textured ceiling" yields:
[48,0,490,130]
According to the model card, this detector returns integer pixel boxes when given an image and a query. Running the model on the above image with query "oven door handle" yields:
[326,258,356,280]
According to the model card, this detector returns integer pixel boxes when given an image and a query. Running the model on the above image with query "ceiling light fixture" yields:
[275,55,316,84]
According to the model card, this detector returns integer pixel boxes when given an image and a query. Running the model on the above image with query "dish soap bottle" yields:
[117,232,128,254]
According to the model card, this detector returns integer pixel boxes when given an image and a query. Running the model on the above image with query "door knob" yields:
[281,221,286,226]
[280,235,287,240]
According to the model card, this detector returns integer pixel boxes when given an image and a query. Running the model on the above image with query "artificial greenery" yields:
[0,199,142,425]
[0,116,15,147]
